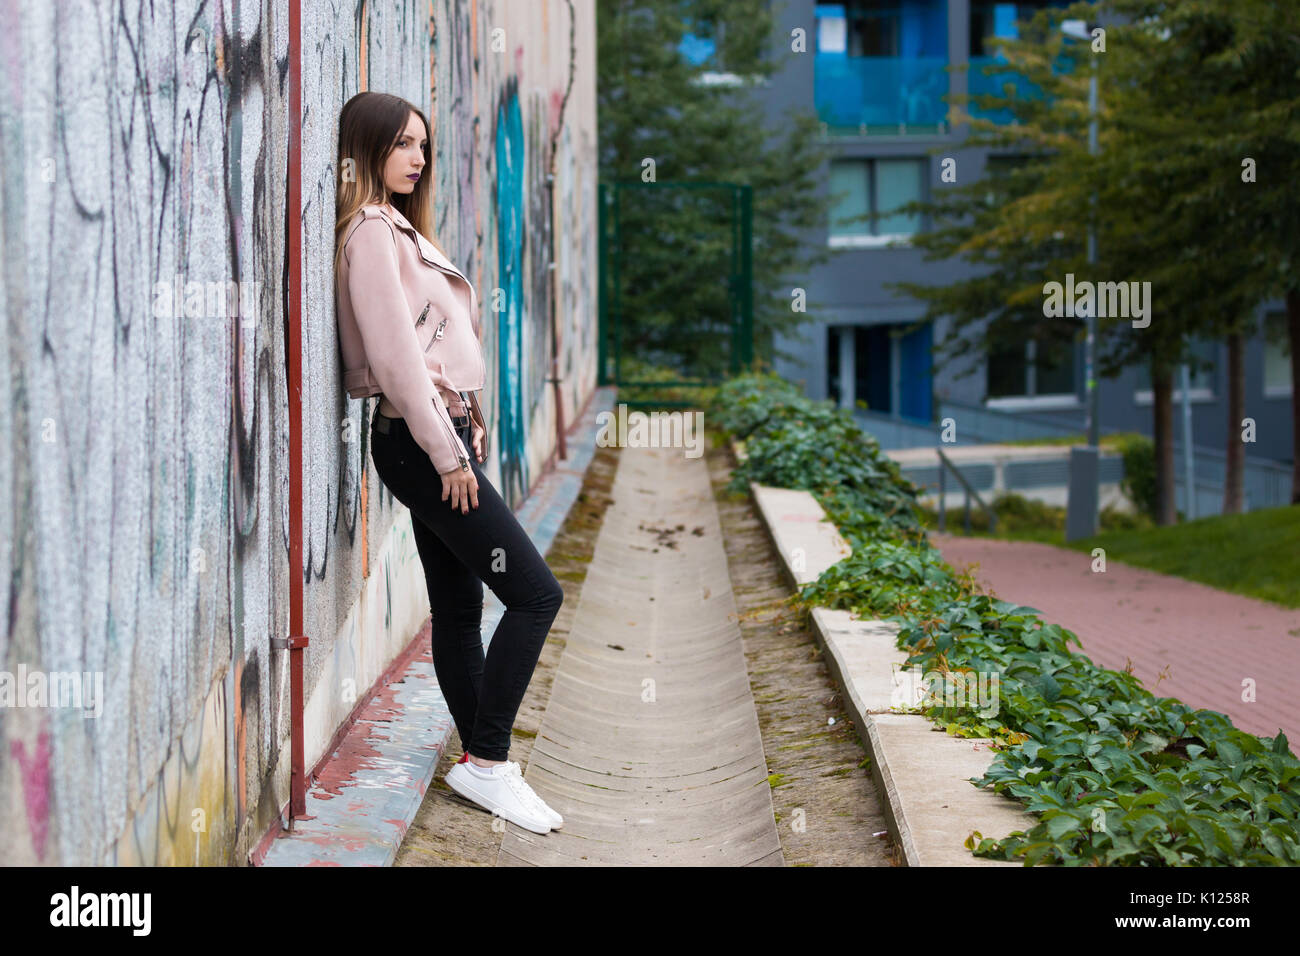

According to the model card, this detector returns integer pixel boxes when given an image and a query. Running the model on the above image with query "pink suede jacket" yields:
[336,203,485,474]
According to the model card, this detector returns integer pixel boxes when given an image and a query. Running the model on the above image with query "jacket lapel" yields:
[379,205,479,339]
[382,206,461,273]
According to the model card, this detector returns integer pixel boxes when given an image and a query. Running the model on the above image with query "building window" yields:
[846,0,903,56]
[970,2,1061,57]
[818,0,949,58]
[818,9,849,54]
[987,340,1029,399]
[1138,340,1216,400]
[830,157,925,244]
[986,332,1078,406]
[967,2,1068,124]
[1133,339,1217,403]
[1263,310,1292,397]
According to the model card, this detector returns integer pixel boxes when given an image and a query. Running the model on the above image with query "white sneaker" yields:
[508,764,564,830]
[445,760,553,834]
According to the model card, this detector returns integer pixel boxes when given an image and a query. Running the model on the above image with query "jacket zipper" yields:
[419,299,466,467]
[402,223,481,385]
[386,215,482,405]
[423,316,447,354]
[415,301,431,348]
[436,397,469,471]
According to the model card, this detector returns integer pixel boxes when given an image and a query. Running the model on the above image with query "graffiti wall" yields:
[0,0,599,865]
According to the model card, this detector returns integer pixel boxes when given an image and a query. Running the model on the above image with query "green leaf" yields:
[1217,740,1243,766]
[1045,813,1083,839]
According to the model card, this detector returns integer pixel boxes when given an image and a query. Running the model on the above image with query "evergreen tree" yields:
[890,0,1298,521]
[597,0,838,380]
[1106,0,1300,505]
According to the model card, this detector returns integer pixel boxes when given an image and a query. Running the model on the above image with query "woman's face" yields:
[382,111,427,202]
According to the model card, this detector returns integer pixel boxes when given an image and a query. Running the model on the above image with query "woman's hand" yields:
[439,466,479,513]
[471,422,487,463]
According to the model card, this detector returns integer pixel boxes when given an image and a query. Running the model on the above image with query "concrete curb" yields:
[731,437,1035,866]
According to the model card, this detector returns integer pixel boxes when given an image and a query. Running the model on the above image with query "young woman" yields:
[334,91,564,836]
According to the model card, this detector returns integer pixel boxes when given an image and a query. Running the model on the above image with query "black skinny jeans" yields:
[369,405,564,761]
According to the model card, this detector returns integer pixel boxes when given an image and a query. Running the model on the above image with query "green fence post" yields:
[740,183,753,370]
[598,182,608,385]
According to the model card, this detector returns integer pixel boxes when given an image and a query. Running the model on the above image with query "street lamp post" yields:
[1085,52,1099,449]
[1062,19,1101,540]
[1063,19,1100,449]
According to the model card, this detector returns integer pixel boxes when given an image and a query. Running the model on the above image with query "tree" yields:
[889,0,1296,522]
[1099,0,1299,512]
[597,0,839,380]
[887,3,1208,523]
[1084,3,1265,520]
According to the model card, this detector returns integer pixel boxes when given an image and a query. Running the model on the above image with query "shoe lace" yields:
[499,761,551,816]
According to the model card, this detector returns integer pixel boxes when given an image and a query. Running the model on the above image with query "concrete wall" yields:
[0,0,598,866]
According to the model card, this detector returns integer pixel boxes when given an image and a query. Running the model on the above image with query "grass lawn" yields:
[1064,505,1300,609]
[999,431,1145,450]
[922,501,1300,608]
[916,492,1149,548]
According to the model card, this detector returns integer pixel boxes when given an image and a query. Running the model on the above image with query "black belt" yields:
[373,401,470,435]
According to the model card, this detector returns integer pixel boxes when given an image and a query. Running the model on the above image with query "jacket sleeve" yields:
[344,217,470,475]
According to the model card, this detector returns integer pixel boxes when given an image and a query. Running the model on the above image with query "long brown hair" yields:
[334,91,450,282]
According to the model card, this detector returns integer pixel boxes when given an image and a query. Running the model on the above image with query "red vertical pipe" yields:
[286,0,309,820]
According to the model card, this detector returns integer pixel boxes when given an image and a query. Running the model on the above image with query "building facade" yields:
[755,0,1294,473]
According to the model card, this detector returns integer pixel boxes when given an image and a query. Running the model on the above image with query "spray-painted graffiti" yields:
[1,0,599,866]
[0,0,291,867]
[495,80,529,505]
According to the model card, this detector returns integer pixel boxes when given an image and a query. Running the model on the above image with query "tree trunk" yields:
[1152,363,1177,524]
[1222,330,1245,514]
[1289,289,1300,505]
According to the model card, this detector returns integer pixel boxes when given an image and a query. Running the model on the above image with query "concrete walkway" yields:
[496,442,784,866]
[932,533,1300,742]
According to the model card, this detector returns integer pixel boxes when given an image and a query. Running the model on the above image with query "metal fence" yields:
[851,402,1293,514]
[937,400,1080,443]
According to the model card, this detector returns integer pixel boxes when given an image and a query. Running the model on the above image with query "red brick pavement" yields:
[930,533,1300,742]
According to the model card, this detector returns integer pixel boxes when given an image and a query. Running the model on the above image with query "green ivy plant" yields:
[712,372,1300,866]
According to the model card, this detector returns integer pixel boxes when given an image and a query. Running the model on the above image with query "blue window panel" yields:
[816,55,950,128]
[968,57,1045,123]
[993,3,1019,40]
[679,33,716,66]
[815,1,951,132]
[899,322,933,421]
[900,0,948,57]
[968,0,1073,123]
